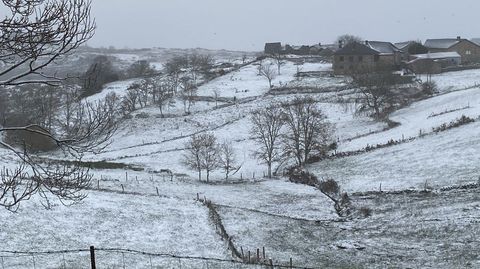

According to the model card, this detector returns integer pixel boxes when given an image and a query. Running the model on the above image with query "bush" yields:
[359,206,373,218]
[319,178,340,196]
[287,167,319,187]
[135,112,149,119]
[421,81,438,95]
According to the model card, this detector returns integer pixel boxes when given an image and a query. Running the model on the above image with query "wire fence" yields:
[0,247,321,269]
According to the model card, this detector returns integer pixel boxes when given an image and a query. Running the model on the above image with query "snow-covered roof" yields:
[334,42,380,56]
[424,39,461,49]
[472,38,480,46]
[412,52,461,60]
[366,41,402,54]
[394,41,413,50]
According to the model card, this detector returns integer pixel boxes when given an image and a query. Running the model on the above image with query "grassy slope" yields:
[2,58,480,268]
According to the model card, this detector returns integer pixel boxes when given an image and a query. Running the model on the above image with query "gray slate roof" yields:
[424,39,461,49]
[334,42,380,56]
[412,52,461,60]
[472,38,480,46]
[366,41,402,54]
[394,41,413,50]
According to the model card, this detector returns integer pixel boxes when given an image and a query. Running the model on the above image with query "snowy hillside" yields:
[2,56,480,268]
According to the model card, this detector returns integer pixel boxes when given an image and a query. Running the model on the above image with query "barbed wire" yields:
[0,247,322,269]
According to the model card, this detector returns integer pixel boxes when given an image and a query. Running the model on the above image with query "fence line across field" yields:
[0,247,322,269]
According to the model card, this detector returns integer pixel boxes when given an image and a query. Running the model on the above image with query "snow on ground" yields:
[150,62,164,71]
[339,86,480,152]
[220,188,480,268]
[110,53,141,62]
[421,69,480,93]
[197,59,332,99]
[309,117,480,193]
[83,78,140,103]
[4,61,480,268]
[0,191,225,268]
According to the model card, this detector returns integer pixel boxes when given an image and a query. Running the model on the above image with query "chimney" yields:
[457,36,461,40]
[339,40,343,49]
[365,40,369,45]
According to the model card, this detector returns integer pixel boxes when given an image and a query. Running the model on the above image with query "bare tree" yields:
[0,0,120,211]
[183,135,204,181]
[165,57,183,93]
[218,141,238,180]
[0,0,95,86]
[351,69,398,119]
[179,77,197,114]
[271,54,285,75]
[258,61,277,89]
[200,134,219,182]
[126,60,155,78]
[336,34,363,46]
[82,55,119,97]
[250,104,284,178]
[121,84,141,113]
[154,79,175,117]
[183,133,219,182]
[213,89,220,108]
[281,97,334,166]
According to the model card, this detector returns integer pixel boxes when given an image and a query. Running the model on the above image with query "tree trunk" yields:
[198,169,202,181]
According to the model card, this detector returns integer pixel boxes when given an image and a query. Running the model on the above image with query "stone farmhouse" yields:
[424,37,480,63]
[332,41,402,75]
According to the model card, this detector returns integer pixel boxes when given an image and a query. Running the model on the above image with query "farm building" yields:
[407,52,461,74]
[333,41,402,75]
[424,37,480,63]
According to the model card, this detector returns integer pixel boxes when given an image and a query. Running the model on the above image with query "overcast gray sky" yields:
[89,0,480,51]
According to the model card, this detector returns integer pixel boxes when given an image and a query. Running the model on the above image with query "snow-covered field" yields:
[2,57,480,268]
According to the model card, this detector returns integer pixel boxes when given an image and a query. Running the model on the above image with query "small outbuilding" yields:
[407,52,461,74]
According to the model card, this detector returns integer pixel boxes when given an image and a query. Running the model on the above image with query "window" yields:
[349,56,354,62]
[339,56,344,62]
[358,56,363,62]
[466,50,472,55]
[349,65,354,70]
[339,65,344,69]
[374,55,380,62]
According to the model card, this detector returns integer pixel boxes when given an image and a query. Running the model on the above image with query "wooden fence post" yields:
[269,259,273,269]
[31,254,36,269]
[90,246,96,269]
[290,257,293,269]
[262,247,265,259]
